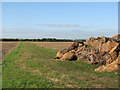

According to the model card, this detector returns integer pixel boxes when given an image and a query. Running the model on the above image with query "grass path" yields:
[2,42,119,88]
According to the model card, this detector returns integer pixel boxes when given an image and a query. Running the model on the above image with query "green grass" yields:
[0,61,2,89]
[2,42,119,88]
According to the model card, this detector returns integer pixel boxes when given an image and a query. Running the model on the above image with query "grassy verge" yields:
[0,61,2,89]
[2,42,119,88]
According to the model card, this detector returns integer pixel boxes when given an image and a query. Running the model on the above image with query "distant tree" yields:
[1,38,86,42]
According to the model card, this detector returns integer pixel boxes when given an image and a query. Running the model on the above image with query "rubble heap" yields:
[54,34,120,72]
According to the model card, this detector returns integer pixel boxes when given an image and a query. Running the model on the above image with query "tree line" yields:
[0,38,86,42]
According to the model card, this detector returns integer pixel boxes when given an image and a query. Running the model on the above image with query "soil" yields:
[33,42,73,50]
[0,41,19,60]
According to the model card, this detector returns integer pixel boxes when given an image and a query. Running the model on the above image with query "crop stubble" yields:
[0,42,19,60]
[33,42,73,50]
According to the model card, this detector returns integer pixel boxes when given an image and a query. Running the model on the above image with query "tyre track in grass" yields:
[13,43,63,87]
[14,43,80,88]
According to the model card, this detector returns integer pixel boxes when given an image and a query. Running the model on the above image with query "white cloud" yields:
[38,24,81,27]
[37,24,95,29]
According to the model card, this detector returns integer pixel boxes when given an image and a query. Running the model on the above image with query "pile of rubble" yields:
[54,34,120,72]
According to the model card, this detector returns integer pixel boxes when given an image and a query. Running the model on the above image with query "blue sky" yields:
[2,2,118,39]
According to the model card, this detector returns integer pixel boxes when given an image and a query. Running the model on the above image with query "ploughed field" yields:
[0,42,19,59]
[2,42,120,88]
[33,42,73,50]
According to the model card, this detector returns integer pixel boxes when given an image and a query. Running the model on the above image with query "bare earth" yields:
[32,42,73,50]
[0,41,19,60]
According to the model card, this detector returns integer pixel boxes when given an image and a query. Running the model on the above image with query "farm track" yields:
[2,42,119,88]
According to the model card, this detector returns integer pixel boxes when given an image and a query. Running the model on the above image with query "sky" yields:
[2,2,118,39]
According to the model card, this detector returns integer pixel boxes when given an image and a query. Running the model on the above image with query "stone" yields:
[76,46,84,53]
[54,49,68,59]
[78,42,84,47]
[105,45,120,64]
[60,52,77,61]
[67,42,78,51]
[85,36,108,51]
[95,57,120,72]
[99,41,119,52]
[112,34,120,40]
[109,46,118,54]
[69,50,76,55]
[102,52,111,62]
[79,43,83,47]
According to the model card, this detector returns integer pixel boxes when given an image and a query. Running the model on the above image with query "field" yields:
[2,42,119,88]
[0,42,19,60]
[33,42,73,50]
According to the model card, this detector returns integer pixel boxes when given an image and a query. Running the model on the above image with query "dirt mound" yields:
[54,34,120,72]
[95,56,120,72]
